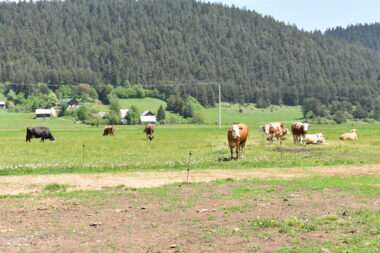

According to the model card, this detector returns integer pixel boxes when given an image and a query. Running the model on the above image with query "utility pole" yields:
[218,83,221,129]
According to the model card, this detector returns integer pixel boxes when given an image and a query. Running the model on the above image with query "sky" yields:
[213,0,380,32]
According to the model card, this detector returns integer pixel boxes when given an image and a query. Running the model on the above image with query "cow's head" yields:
[49,136,56,142]
[351,129,357,133]
[232,124,240,138]
[316,133,325,144]
[303,123,310,132]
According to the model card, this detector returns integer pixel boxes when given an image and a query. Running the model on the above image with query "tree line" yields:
[0,0,380,118]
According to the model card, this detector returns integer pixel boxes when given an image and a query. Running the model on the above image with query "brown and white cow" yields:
[267,122,285,144]
[103,126,115,136]
[259,124,270,141]
[228,123,249,160]
[144,124,155,141]
[304,133,325,144]
[291,122,310,144]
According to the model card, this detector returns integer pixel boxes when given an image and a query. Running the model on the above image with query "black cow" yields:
[26,127,55,142]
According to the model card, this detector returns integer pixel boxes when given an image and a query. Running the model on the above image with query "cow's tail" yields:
[26,127,32,142]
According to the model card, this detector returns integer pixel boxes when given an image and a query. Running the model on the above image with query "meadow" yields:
[0,105,379,176]
[0,103,379,252]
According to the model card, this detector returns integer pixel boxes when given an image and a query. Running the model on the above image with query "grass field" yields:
[0,105,379,175]
[0,103,379,252]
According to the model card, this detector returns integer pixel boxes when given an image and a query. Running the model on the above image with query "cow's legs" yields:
[240,141,246,157]
[230,146,234,160]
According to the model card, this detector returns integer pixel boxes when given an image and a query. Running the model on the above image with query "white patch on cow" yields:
[259,125,269,134]
[232,124,240,138]
[303,123,310,132]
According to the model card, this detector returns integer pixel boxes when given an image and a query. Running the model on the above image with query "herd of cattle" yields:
[25,122,357,160]
[25,124,155,142]
[227,122,358,159]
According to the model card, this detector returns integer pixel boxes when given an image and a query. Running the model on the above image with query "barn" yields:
[35,108,57,119]
[140,111,157,124]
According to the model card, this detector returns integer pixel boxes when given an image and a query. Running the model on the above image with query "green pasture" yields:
[202,103,303,126]
[0,107,379,175]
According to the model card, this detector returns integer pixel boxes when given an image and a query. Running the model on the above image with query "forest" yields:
[0,0,380,120]
[326,23,380,51]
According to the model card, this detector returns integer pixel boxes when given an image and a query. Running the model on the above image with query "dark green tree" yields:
[125,105,140,125]
[156,105,166,122]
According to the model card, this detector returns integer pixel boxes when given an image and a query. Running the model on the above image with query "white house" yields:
[0,101,6,109]
[140,111,157,124]
[35,108,57,119]
[119,109,129,124]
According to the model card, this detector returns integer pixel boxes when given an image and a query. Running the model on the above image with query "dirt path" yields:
[0,165,380,195]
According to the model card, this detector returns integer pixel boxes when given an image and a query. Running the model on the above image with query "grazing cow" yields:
[291,122,310,144]
[259,124,270,140]
[280,128,289,138]
[268,122,285,144]
[144,124,155,141]
[26,127,55,142]
[103,126,115,136]
[304,133,326,144]
[228,123,249,160]
[340,129,358,141]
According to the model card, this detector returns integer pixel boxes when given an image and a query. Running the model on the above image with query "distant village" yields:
[0,97,158,125]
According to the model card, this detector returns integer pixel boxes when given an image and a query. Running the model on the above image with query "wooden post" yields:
[187,151,192,182]
[82,144,85,168]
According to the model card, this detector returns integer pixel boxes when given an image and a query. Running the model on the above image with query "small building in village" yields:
[35,108,57,119]
[119,109,129,124]
[140,111,157,124]
[61,98,79,109]
[96,112,107,119]
[0,101,6,109]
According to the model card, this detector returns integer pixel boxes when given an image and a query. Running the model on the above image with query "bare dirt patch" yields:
[0,182,378,252]
[275,147,317,153]
[0,165,380,195]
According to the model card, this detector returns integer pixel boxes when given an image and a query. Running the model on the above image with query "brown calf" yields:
[144,124,155,141]
[103,126,115,136]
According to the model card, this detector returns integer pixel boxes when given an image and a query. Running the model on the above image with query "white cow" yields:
[304,133,325,144]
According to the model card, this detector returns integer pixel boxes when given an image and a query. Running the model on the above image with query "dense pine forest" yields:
[0,0,380,117]
[326,23,380,51]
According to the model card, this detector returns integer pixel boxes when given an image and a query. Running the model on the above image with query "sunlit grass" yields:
[0,106,379,175]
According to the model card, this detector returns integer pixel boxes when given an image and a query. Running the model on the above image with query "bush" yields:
[334,110,347,124]
[188,112,205,124]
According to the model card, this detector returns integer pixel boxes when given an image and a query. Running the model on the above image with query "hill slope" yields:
[325,23,380,51]
[0,0,380,106]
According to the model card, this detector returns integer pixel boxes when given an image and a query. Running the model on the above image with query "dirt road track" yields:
[0,165,379,195]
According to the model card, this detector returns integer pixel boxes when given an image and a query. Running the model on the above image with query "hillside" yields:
[0,0,380,107]
[325,23,380,51]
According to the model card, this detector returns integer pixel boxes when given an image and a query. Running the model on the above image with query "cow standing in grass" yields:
[291,122,310,144]
[26,127,55,142]
[144,124,155,141]
[228,123,249,160]
[103,126,115,136]
[268,122,285,144]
